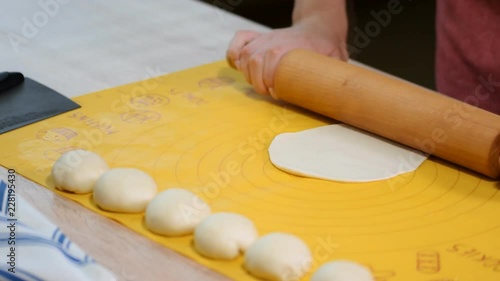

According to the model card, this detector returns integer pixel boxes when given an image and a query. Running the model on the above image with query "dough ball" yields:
[311,260,374,281]
[145,188,211,236]
[244,232,312,281]
[51,149,108,194]
[93,168,157,213]
[194,212,258,260]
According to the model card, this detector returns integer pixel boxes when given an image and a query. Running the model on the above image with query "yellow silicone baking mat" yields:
[2,61,500,281]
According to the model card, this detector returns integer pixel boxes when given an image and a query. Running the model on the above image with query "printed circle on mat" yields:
[129,94,169,109]
[36,127,78,142]
[120,110,161,124]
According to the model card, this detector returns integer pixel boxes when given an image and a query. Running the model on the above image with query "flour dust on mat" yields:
[268,124,428,182]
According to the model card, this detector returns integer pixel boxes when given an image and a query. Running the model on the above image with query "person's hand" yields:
[227,15,348,98]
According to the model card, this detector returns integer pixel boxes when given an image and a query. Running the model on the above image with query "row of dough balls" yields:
[51,149,374,281]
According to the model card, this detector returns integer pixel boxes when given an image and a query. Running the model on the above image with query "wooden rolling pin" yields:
[272,49,500,179]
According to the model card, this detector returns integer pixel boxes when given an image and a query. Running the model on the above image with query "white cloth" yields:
[0,178,116,281]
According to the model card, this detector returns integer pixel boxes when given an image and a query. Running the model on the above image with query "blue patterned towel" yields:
[0,179,116,281]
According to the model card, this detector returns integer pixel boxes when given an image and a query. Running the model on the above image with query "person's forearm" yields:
[293,0,346,23]
[292,0,348,40]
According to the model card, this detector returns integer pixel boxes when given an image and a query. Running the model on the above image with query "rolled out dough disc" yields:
[268,124,428,182]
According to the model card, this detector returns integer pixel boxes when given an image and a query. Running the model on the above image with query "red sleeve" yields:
[435,0,500,115]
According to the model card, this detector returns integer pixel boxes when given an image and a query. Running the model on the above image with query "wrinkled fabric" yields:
[436,0,500,115]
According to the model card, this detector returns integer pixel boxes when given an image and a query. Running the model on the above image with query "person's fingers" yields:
[262,46,288,94]
[239,37,262,85]
[228,26,347,96]
[226,30,260,70]
[238,47,252,84]
[248,52,268,95]
[269,87,278,100]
